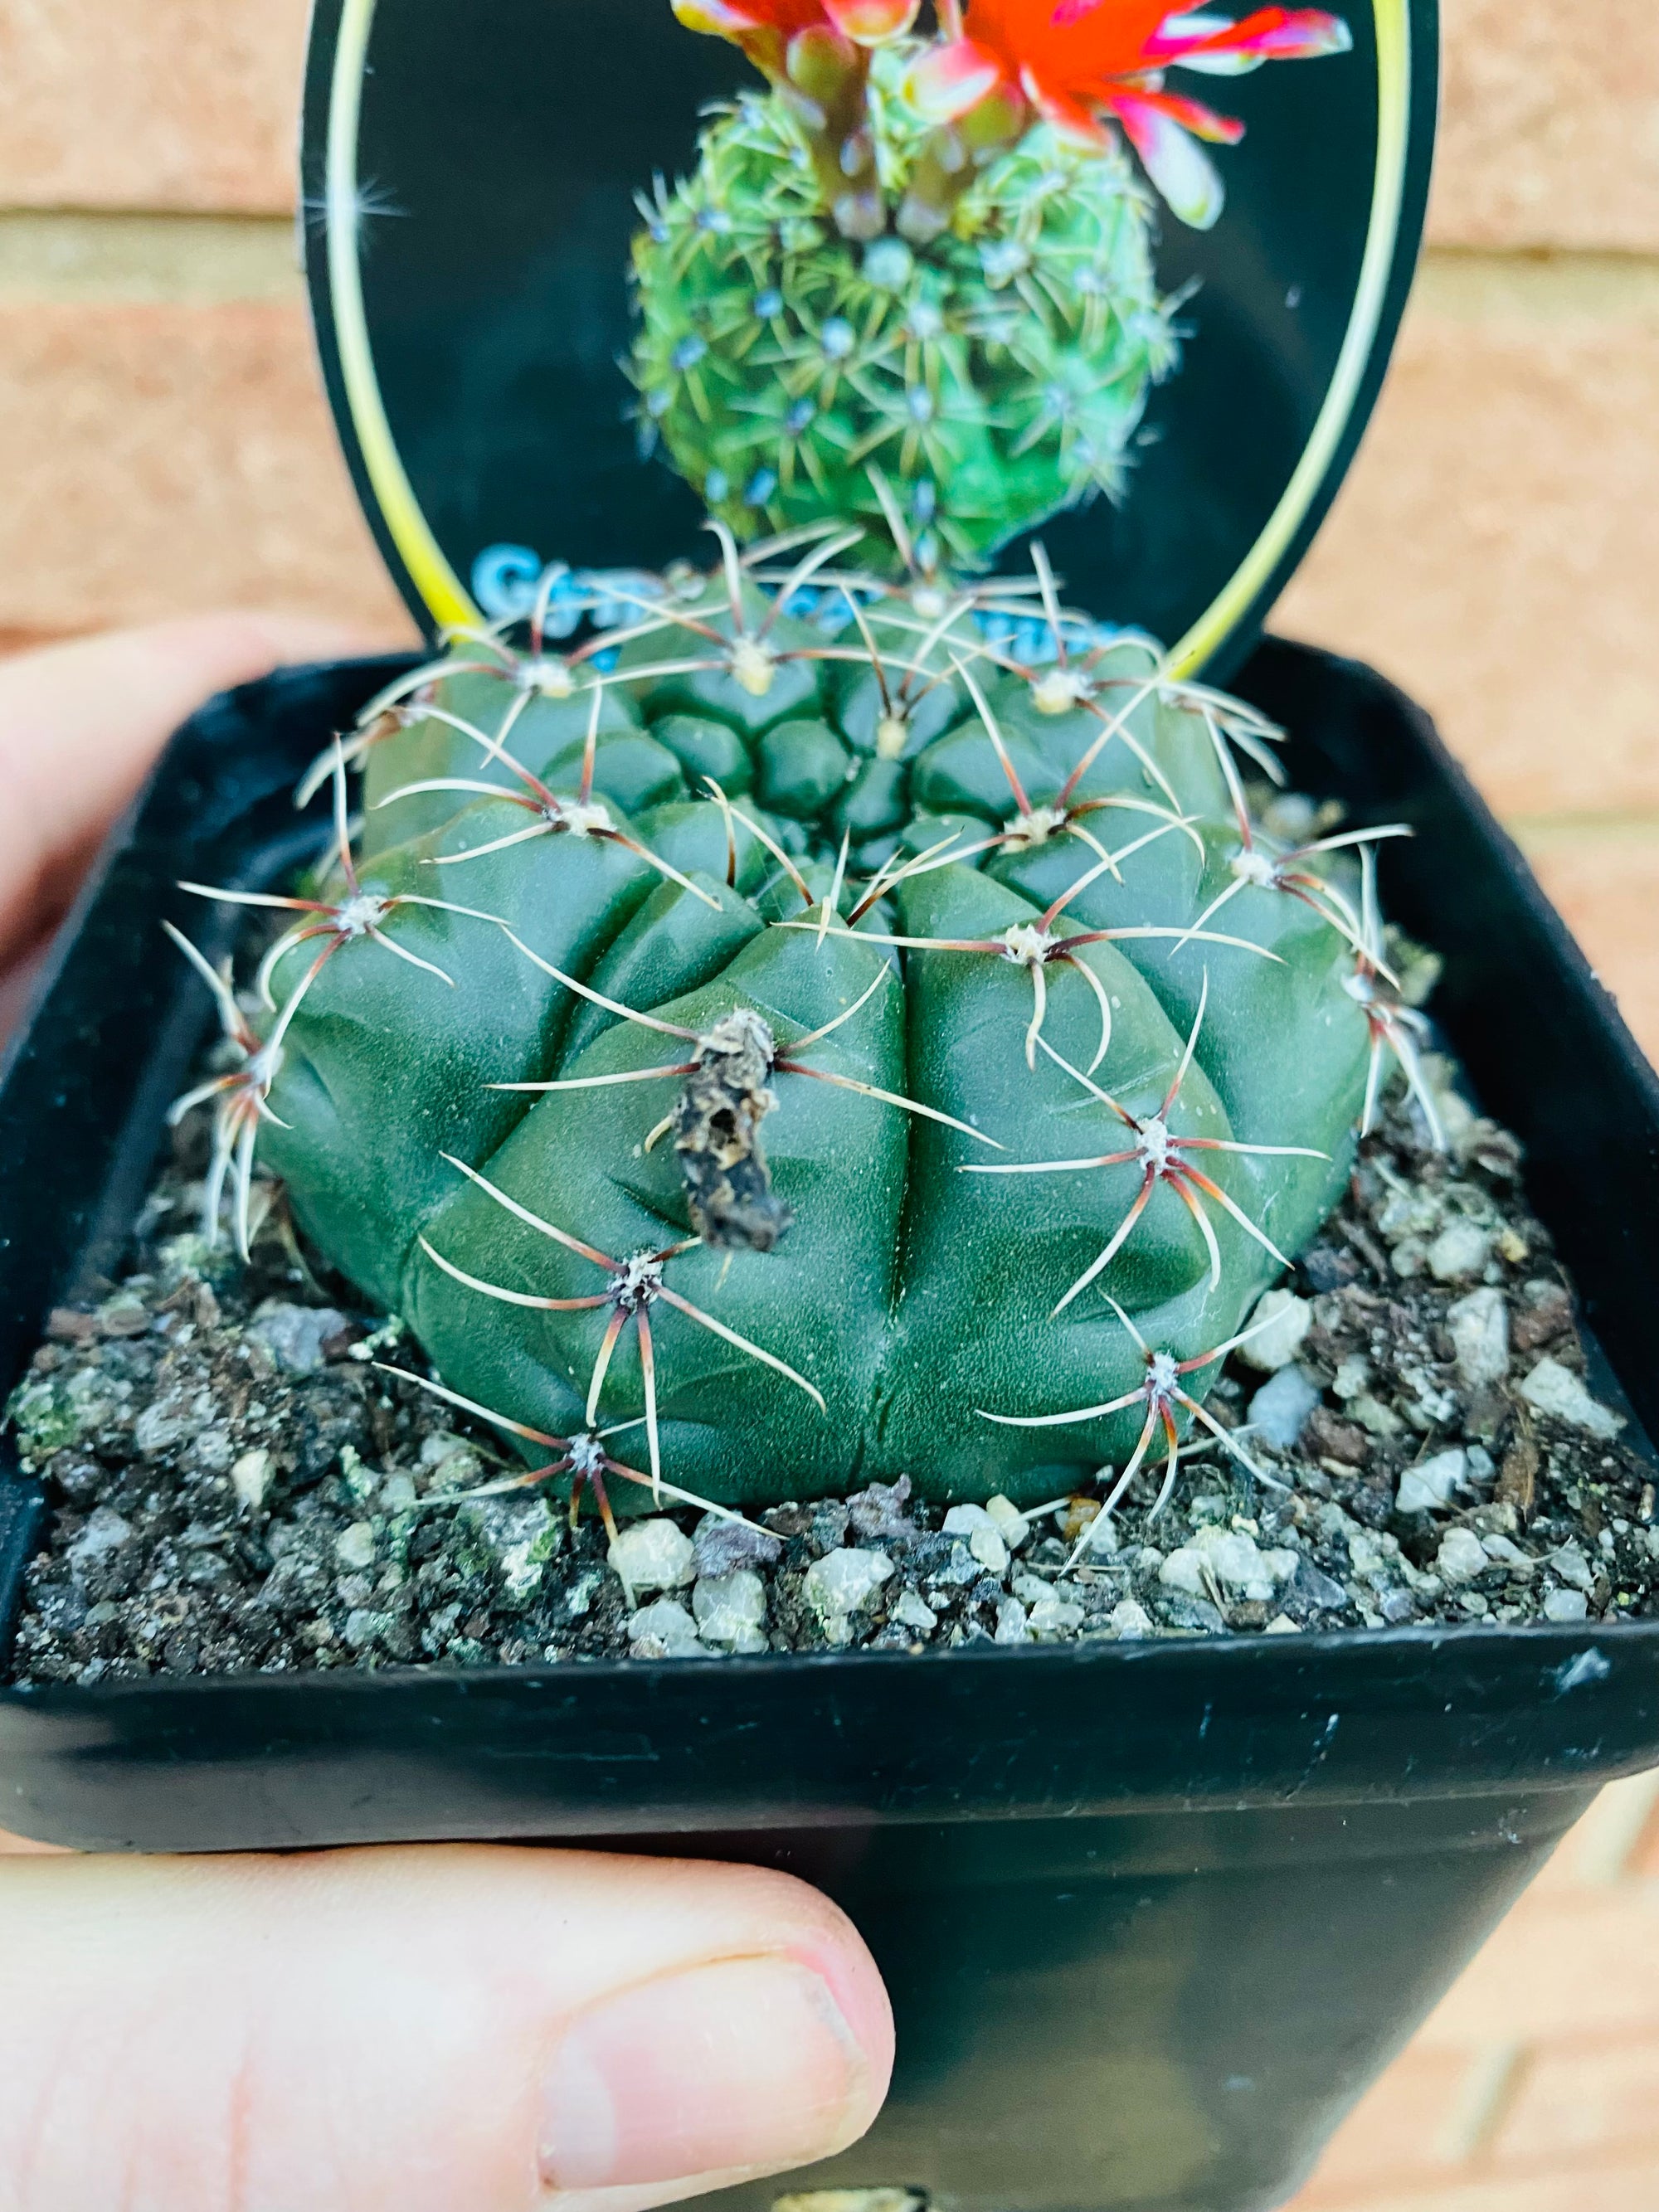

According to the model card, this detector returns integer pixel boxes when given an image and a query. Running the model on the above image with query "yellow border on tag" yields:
[327,0,1412,656]
[327,0,474,630]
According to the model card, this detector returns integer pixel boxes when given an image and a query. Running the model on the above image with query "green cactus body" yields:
[233,552,1397,1513]
[630,50,1178,575]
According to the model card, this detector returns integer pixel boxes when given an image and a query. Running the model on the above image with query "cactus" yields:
[178,527,1434,1516]
[630,0,1352,571]
[630,61,1178,576]
[172,2,1382,1527]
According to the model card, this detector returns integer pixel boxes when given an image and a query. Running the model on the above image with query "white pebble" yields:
[1028,1593,1085,1640]
[985,1494,1030,1550]
[628,1597,705,1658]
[334,1522,376,1572]
[1265,1615,1301,1635]
[1436,1527,1490,1584]
[994,1597,1030,1645]
[1245,1364,1321,1450]
[1427,1219,1490,1283]
[804,1547,894,1636]
[943,1503,1010,1576]
[1543,1587,1591,1623]
[608,1518,695,1596]
[1518,1358,1625,1440]
[890,1588,938,1634]
[1351,1394,1405,1438]
[1109,1599,1152,1639]
[692,1569,768,1653]
[231,1447,272,1512]
[1159,1548,1209,1598]
[1548,1544,1596,1592]
[1447,1286,1510,1388]
[1236,1288,1312,1373]
[1397,1447,1467,1516]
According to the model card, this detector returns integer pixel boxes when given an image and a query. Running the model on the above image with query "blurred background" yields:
[2,2,1657,2204]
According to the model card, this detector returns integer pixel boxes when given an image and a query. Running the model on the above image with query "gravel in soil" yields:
[7,1052,1657,1681]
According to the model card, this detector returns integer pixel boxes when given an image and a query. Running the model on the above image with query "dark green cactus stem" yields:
[630,46,1177,576]
[178,534,1435,1516]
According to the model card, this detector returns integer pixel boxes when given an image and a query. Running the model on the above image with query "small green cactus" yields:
[630,59,1178,575]
[179,530,1434,1517]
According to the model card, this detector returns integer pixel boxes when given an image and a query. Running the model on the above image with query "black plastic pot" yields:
[3,643,1659,2212]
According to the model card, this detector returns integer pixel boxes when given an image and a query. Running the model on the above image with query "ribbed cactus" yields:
[174,1,1375,1525]
[178,529,1433,1516]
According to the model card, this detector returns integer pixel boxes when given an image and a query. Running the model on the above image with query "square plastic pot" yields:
[2,640,1658,2212]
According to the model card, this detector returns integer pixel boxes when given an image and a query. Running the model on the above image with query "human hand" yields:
[0,614,390,1042]
[0,620,895,2210]
[0,1830,892,2212]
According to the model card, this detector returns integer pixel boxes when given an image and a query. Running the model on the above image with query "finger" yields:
[0,611,404,975]
[0,1843,893,2212]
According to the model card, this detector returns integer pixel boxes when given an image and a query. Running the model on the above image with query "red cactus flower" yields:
[673,0,919,80]
[909,3,1351,229]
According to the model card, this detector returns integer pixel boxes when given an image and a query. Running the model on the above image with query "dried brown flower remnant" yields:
[674,1011,794,1252]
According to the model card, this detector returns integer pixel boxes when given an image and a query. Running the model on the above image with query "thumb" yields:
[0,1842,893,2212]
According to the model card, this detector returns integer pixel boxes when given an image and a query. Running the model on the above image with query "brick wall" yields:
[2,11,1657,2199]
[1286,1775,1659,2212]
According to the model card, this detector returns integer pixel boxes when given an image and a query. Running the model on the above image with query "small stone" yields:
[1543,1587,1591,1624]
[629,1598,707,1658]
[1518,1358,1625,1440]
[1512,1281,1574,1354]
[1351,1394,1405,1439]
[1301,1407,1369,1467]
[890,1587,938,1634]
[943,1504,1010,1577]
[1264,1615,1301,1635]
[66,1506,133,1578]
[692,1512,782,1578]
[994,1597,1030,1645]
[1397,1448,1467,1516]
[1481,1534,1533,1571]
[1028,1592,1084,1640]
[1159,1548,1209,1598]
[846,1478,915,1545]
[96,1294,152,1339]
[1331,1355,1371,1401]
[248,1302,351,1376]
[1548,1543,1596,1592]
[1063,1500,1117,1554]
[1380,1587,1418,1625]
[609,1518,695,1596]
[1436,1527,1490,1584]
[334,1522,376,1572]
[231,1448,273,1512]
[810,1500,852,1555]
[1246,1364,1321,1450]
[1427,1219,1490,1283]
[985,1494,1030,1551]
[1108,1598,1152,1639]
[692,1569,768,1653]
[804,1547,894,1639]
[1447,1286,1509,1388]
[1292,1556,1349,1612]
[1236,1289,1313,1373]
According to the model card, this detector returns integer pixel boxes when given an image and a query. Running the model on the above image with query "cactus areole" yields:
[204,0,1436,1518]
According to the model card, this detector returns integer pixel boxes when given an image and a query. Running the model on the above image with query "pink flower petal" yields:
[825,0,920,43]
[905,36,1005,120]
[1149,7,1353,66]
[1108,89,1228,227]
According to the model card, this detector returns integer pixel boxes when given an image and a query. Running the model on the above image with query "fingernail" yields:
[541,1954,869,2193]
